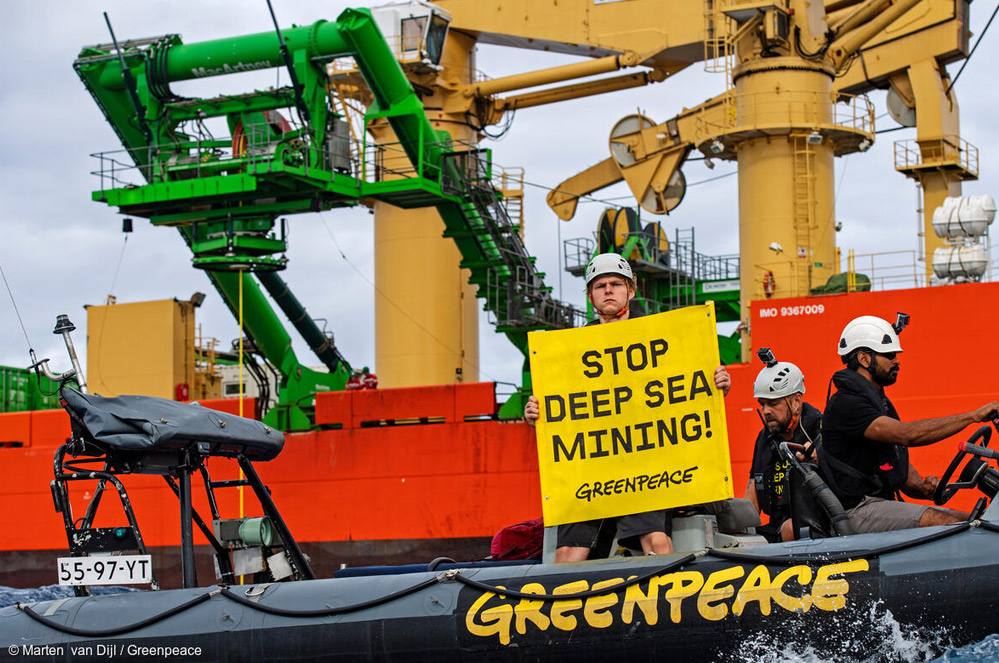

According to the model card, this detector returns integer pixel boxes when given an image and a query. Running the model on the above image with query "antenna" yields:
[103,13,152,143]
[264,0,312,131]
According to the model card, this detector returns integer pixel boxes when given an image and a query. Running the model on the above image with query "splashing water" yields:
[3,586,997,661]
[0,584,138,608]
[929,634,999,662]
[730,600,961,663]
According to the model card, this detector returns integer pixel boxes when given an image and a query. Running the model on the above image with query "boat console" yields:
[51,385,313,595]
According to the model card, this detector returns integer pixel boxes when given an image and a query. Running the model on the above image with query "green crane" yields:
[75,6,575,428]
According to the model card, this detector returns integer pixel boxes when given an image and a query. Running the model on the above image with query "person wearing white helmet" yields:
[820,313,999,533]
[745,348,821,542]
[522,252,731,562]
[582,252,639,323]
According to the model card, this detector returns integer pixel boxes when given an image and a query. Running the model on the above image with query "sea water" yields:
[2,586,998,662]
[0,584,138,607]
[728,599,999,663]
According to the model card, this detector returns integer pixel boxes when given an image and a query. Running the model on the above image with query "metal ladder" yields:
[703,0,734,78]
[438,150,580,347]
[792,134,817,295]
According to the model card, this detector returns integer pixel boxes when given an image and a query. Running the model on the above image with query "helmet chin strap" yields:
[596,302,629,321]
[783,396,800,437]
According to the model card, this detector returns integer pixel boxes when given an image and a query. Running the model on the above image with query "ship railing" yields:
[483,264,583,330]
[494,165,525,233]
[843,246,999,290]
[89,119,363,193]
[438,143,493,192]
[696,253,740,281]
[632,297,663,316]
[363,138,422,183]
[832,93,877,137]
[239,117,356,177]
[668,240,740,283]
[893,135,979,177]
[564,237,595,275]
[696,90,875,140]
[843,249,926,291]
[561,235,738,283]
[669,241,695,279]
[363,136,487,187]
[89,128,514,207]
[90,149,152,191]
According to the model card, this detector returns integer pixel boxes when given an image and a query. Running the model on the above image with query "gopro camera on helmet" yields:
[893,312,910,335]
[756,347,777,367]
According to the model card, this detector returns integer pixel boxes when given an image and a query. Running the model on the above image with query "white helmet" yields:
[753,350,805,399]
[837,315,903,357]
[585,253,634,287]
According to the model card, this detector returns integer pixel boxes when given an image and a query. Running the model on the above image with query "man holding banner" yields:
[525,253,732,562]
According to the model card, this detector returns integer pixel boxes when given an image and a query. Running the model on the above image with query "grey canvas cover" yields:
[61,388,284,461]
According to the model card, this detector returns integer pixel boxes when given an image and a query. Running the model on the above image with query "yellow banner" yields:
[528,304,732,526]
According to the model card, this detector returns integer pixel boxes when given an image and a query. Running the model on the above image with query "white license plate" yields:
[57,555,152,586]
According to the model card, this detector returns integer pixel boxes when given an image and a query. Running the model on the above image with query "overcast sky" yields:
[0,1,996,390]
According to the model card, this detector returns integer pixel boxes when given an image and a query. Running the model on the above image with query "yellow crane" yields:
[330,0,686,386]
[538,0,973,358]
[335,0,973,380]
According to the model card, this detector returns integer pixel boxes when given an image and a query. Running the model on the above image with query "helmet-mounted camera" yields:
[892,312,910,335]
[756,347,777,368]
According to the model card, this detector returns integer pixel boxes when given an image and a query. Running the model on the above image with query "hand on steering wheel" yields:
[933,426,993,506]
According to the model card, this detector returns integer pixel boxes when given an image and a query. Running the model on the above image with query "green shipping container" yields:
[0,365,60,413]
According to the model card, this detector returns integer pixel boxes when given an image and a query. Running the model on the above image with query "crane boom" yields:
[77,5,579,425]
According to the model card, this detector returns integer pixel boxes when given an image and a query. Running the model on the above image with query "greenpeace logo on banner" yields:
[527,304,733,526]
[191,61,273,77]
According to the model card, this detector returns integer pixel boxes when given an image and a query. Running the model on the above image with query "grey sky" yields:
[0,1,996,390]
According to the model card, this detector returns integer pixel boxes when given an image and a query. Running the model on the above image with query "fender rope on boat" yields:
[16,588,220,637]
[449,553,699,602]
[218,575,441,617]
[975,519,999,534]
[453,521,989,599]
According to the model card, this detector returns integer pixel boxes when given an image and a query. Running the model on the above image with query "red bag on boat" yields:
[490,517,544,560]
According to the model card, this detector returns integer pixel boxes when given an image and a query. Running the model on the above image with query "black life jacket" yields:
[754,402,822,518]
[819,369,909,500]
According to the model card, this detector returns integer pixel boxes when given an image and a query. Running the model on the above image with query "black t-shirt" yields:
[820,369,909,509]
[749,402,822,522]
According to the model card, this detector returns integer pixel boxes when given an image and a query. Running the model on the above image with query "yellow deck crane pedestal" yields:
[335,0,976,375]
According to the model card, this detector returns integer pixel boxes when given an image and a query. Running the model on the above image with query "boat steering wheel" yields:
[933,425,993,506]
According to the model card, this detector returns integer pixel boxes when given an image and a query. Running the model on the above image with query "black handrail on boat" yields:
[17,590,219,638]
[705,521,972,565]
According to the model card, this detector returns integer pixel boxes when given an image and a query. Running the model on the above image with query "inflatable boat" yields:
[3,363,999,661]
[3,518,999,661]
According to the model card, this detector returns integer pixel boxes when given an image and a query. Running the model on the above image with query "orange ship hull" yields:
[1,284,995,587]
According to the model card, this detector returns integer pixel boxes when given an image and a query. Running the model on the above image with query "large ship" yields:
[1,0,997,598]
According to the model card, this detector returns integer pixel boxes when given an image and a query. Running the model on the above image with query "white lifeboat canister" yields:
[932,195,997,238]
[932,244,989,281]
